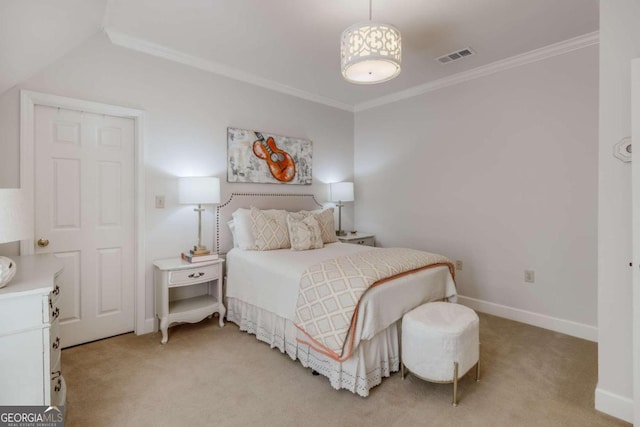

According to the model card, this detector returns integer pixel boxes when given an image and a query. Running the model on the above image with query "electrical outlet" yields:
[455,260,463,271]
[524,270,535,283]
[155,195,165,209]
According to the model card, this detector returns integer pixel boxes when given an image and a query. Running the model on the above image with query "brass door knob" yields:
[37,238,49,247]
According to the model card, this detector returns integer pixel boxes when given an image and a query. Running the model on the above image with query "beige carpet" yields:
[62,313,628,427]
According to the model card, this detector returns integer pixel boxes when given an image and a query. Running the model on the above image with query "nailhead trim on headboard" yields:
[216,192,323,253]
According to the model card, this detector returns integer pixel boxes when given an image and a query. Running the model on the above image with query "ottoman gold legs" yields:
[453,362,459,406]
[402,358,480,407]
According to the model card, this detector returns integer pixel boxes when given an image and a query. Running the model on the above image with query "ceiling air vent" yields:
[436,47,475,64]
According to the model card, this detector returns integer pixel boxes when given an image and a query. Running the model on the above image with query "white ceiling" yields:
[1,0,599,109]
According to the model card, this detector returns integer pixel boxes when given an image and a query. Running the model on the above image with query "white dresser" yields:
[0,254,66,406]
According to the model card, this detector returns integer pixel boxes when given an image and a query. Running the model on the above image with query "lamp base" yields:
[191,246,211,256]
[0,256,17,289]
[336,230,347,237]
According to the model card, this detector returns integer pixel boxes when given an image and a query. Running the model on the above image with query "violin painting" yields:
[227,127,313,185]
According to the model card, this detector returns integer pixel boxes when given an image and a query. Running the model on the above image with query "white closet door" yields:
[632,58,640,426]
[34,105,135,347]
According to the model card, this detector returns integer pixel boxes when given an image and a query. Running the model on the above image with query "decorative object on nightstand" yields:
[0,189,33,288]
[154,257,225,344]
[329,182,354,236]
[179,176,221,259]
[337,232,375,247]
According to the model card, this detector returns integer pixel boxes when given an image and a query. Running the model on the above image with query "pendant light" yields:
[340,0,401,84]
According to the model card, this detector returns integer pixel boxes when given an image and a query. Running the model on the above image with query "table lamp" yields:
[329,182,354,236]
[0,189,33,289]
[179,177,221,255]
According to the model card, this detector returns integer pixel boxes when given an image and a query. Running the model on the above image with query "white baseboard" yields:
[595,387,634,423]
[457,295,598,342]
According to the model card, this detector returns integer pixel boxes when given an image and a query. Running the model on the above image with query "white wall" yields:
[0,33,354,325]
[596,0,640,422]
[354,46,599,335]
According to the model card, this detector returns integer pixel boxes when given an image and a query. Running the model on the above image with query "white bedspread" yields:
[226,243,457,343]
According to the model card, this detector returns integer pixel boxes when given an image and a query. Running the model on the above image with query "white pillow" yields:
[227,220,239,248]
[231,208,256,250]
[298,208,338,244]
[250,207,291,250]
[286,213,323,251]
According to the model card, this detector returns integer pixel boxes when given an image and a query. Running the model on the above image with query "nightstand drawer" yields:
[354,237,374,246]
[338,233,375,247]
[169,265,219,285]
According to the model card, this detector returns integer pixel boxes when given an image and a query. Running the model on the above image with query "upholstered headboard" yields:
[216,192,323,255]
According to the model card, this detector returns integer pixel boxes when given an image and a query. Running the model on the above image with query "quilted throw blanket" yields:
[293,248,455,361]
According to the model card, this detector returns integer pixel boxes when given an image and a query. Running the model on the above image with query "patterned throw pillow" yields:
[286,214,324,251]
[299,208,338,244]
[250,207,291,250]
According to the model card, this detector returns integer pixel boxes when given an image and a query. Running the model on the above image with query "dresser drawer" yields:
[168,265,219,285]
[50,370,64,407]
[51,375,66,408]
[49,319,61,370]
[0,294,43,335]
[50,274,62,304]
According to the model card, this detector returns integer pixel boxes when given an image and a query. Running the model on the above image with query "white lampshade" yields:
[179,177,220,205]
[0,189,33,244]
[341,22,401,84]
[329,182,354,202]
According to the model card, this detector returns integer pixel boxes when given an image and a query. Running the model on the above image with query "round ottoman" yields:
[401,302,480,406]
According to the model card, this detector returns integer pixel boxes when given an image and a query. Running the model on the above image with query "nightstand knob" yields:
[188,272,204,279]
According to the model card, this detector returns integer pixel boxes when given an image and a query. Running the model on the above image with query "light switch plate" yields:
[155,195,165,209]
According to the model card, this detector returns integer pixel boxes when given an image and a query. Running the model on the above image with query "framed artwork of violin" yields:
[227,127,312,185]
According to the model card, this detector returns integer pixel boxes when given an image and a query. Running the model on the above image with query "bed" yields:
[218,193,457,397]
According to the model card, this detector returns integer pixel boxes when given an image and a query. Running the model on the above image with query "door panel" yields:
[34,105,135,348]
[632,58,640,427]
[97,247,123,316]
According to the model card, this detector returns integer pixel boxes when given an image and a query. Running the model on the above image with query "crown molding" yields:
[104,28,354,112]
[354,31,600,112]
[104,27,599,115]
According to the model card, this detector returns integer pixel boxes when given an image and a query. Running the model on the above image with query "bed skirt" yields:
[226,297,400,397]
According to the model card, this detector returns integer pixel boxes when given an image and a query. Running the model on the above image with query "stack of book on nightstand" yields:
[181,247,219,263]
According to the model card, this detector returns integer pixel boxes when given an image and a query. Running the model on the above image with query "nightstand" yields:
[338,232,375,247]
[153,257,225,344]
